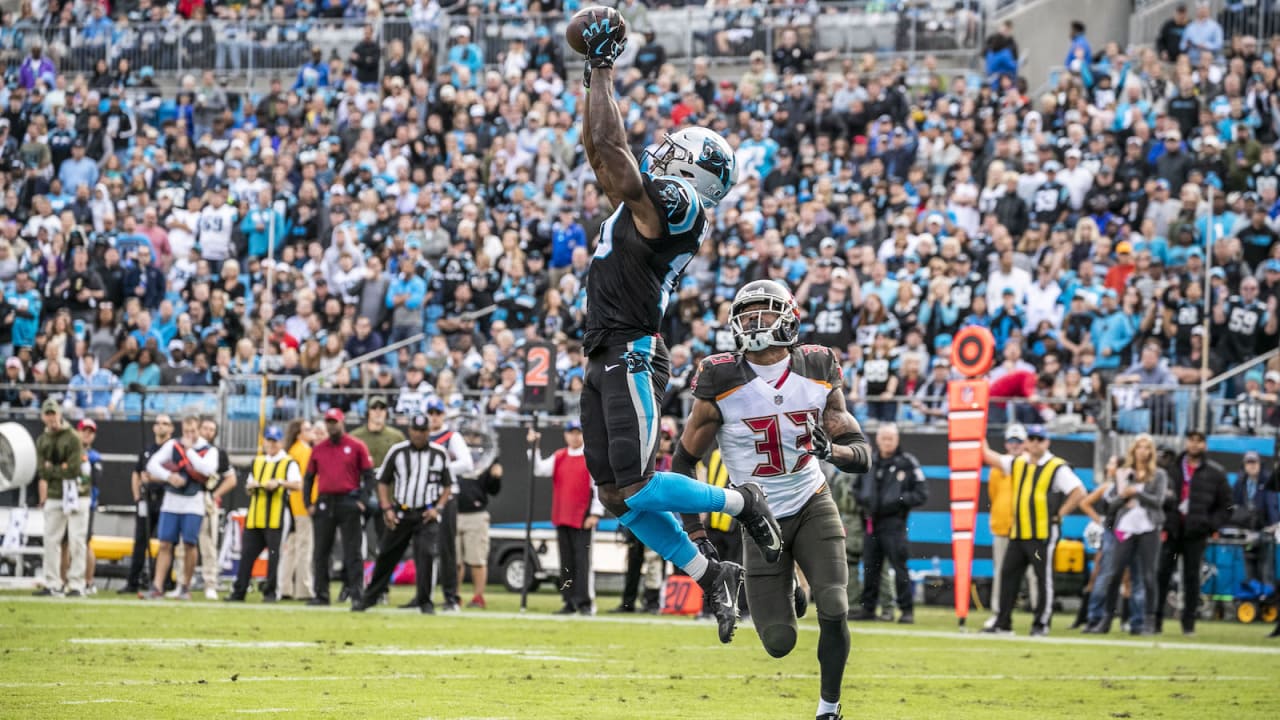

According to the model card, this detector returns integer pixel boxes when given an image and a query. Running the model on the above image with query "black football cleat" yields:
[700,559,745,644]
[817,704,843,720]
[736,483,783,563]
[794,584,808,619]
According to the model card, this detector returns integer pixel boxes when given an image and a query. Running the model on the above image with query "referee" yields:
[981,424,1085,636]
[352,415,453,614]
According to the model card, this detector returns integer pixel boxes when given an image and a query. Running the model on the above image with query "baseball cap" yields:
[409,414,430,431]
[1044,160,1062,173]
[77,418,97,431]
[41,398,60,414]
[263,425,283,441]
[426,398,446,414]
[368,395,388,409]
[1266,259,1280,273]
[1116,241,1133,254]
[5,357,21,370]
[1267,371,1280,384]
[324,407,345,423]
[1245,450,1261,463]
[565,419,583,432]
[1025,424,1048,440]
[1005,424,1028,442]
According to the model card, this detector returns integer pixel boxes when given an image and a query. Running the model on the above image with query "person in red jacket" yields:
[529,420,604,616]
[1104,241,1136,294]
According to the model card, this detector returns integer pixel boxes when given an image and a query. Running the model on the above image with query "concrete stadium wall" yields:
[996,0,1134,91]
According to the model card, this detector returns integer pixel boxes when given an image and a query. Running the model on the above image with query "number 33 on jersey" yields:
[691,345,843,519]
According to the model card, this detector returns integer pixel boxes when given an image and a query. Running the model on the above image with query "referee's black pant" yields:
[438,498,460,605]
[364,511,439,608]
[232,527,283,599]
[557,525,594,611]
[994,530,1058,631]
[312,494,363,604]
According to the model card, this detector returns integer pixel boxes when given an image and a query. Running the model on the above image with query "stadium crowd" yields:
[0,0,1278,440]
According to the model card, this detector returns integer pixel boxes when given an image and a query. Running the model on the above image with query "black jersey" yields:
[583,175,709,354]
[1171,299,1204,358]
[808,297,854,349]
[1218,296,1267,362]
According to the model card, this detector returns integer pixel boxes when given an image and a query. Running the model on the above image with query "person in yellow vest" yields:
[983,423,1039,631]
[226,425,302,603]
[278,419,315,600]
[981,424,1085,636]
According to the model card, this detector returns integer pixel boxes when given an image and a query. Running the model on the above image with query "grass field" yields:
[1,585,1278,719]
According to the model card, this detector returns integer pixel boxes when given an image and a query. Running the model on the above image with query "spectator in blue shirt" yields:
[446,25,484,88]
[294,47,331,90]
[549,208,587,275]
[1090,290,1137,372]
[67,354,121,419]
[58,139,98,194]
[386,265,427,344]
[1181,2,1224,66]
[1065,20,1092,70]
[5,271,41,350]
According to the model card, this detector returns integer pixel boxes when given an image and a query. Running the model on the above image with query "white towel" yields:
[62,480,80,515]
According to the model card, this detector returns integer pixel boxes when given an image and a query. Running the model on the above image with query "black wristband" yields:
[672,441,701,478]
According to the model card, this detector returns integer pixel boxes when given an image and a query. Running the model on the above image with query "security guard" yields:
[981,424,1086,636]
[850,423,927,624]
[227,426,301,602]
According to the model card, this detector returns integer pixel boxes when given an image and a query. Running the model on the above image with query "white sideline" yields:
[3,595,1279,656]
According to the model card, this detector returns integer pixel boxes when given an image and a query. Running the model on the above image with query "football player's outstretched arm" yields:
[584,66,663,238]
[817,387,872,474]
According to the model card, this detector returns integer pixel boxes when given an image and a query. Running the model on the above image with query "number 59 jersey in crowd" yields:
[690,345,843,519]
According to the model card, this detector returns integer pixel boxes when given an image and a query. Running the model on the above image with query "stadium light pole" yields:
[1199,185,1213,432]
[257,205,278,453]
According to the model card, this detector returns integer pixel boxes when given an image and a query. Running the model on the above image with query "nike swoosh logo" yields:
[766,535,781,552]
[605,364,619,372]
[720,582,733,607]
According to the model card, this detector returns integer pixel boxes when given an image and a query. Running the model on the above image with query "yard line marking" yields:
[60,699,138,705]
[67,638,591,662]
[232,709,294,714]
[0,674,426,689]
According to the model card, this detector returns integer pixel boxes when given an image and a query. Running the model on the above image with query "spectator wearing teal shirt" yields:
[1090,290,1137,372]
[5,270,41,350]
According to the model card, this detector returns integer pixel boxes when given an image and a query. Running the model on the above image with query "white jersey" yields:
[690,345,840,519]
[198,204,238,261]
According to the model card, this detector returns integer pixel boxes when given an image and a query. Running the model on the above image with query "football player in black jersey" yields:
[676,280,872,720]
[573,12,784,646]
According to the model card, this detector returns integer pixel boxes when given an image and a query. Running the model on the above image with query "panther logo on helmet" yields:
[697,138,733,191]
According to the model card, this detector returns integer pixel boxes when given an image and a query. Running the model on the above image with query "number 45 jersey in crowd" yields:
[690,345,843,519]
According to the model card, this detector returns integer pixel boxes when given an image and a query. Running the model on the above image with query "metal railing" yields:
[1,3,986,90]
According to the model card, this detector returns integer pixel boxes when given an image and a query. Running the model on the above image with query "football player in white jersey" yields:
[675,280,872,720]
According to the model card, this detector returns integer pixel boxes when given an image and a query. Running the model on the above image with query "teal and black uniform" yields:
[581,174,708,490]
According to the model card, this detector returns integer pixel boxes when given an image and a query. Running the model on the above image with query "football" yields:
[564,5,626,57]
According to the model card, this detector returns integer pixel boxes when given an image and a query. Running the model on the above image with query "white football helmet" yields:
[730,280,800,353]
[645,127,737,207]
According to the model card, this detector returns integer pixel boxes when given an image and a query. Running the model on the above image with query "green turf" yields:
[1,586,1278,719]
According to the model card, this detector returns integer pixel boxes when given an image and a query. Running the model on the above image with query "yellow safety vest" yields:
[247,456,296,530]
[1010,455,1065,541]
[700,450,734,533]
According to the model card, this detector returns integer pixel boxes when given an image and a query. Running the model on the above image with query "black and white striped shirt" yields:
[378,440,453,510]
